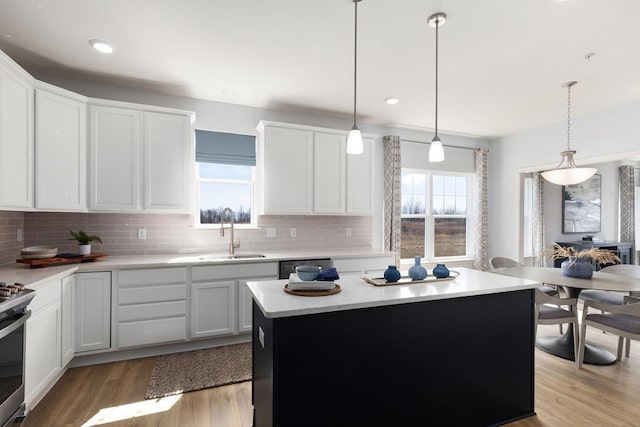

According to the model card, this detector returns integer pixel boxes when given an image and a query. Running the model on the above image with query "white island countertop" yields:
[247,267,540,318]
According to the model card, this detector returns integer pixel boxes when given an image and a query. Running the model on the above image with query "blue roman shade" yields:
[195,130,256,166]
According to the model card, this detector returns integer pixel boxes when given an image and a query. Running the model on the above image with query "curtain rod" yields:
[401,138,481,152]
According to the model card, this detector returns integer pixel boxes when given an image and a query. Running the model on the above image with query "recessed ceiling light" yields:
[4,34,13,39]
[222,89,238,96]
[385,97,399,105]
[89,39,114,54]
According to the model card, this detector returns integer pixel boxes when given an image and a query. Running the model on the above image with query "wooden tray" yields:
[283,283,341,296]
[17,253,108,268]
[362,270,459,286]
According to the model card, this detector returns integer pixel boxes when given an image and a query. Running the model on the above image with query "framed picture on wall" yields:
[562,174,601,233]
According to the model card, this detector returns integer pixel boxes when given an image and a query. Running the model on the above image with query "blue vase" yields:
[561,257,593,279]
[384,265,401,283]
[408,256,428,280]
[432,263,450,278]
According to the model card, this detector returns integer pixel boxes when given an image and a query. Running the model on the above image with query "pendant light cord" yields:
[352,0,358,128]
[566,83,571,151]
[434,15,439,138]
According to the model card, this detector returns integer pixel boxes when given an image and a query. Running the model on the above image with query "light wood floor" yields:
[24,322,640,427]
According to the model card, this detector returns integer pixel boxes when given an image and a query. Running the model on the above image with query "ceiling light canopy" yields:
[89,39,113,54]
[385,97,399,105]
[347,0,363,155]
[428,12,446,163]
[541,81,597,186]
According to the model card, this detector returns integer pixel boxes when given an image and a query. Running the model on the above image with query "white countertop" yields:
[0,247,394,288]
[247,267,540,318]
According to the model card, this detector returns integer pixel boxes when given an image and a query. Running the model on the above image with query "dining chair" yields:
[577,295,640,368]
[535,288,580,368]
[489,257,564,331]
[578,264,640,354]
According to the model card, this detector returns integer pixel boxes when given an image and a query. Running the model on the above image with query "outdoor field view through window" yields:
[198,163,253,224]
[401,172,468,259]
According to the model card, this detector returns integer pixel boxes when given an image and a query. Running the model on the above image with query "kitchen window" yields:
[195,130,256,226]
[401,170,473,261]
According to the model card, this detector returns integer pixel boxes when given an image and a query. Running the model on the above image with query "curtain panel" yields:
[383,136,401,266]
[532,172,547,267]
[618,165,636,263]
[473,147,489,270]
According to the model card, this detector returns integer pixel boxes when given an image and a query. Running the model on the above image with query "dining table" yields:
[493,266,640,365]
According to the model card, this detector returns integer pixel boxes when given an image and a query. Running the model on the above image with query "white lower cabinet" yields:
[116,267,187,348]
[333,255,396,278]
[60,274,75,367]
[25,278,62,410]
[190,280,235,339]
[75,272,111,353]
[191,263,278,338]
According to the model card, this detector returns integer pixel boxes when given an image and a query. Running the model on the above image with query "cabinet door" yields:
[346,136,374,215]
[238,277,276,333]
[262,126,313,214]
[143,112,192,212]
[25,302,61,409]
[35,89,86,210]
[314,132,346,214]
[190,281,235,339]
[0,64,33,208]
[61,275,75,367]
[75,272,111,353]
[89,105,140,211]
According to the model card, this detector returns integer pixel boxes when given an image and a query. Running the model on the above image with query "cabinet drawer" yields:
[118,317,186,348]
[192,262,278,281]
[118,267,186,286]
[119,284,186,304]
[119,300,186,322]
[29,280,61,312]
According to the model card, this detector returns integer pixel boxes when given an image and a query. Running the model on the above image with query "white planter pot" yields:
[78,244,91,255]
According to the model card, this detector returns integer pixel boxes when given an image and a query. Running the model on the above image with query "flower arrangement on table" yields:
[543,243,620,278]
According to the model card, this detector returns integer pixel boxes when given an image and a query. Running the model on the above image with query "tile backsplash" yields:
[15,212,372,259]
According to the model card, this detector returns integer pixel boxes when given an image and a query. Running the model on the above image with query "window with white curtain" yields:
[523,176,534,257]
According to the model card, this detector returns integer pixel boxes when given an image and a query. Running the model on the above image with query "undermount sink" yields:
[168,254,267,263]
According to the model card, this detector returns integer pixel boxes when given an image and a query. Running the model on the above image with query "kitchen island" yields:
[247,267,540,427]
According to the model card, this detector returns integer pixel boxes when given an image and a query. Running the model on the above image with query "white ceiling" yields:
[1,0,639,139]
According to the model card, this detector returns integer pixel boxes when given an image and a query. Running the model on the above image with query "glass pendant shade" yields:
[541,150,597,186]
[347,126,364,154]
[428,136,445,162]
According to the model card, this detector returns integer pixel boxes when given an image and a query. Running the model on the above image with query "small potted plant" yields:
[543,243,620,278]
[69,230,103,255]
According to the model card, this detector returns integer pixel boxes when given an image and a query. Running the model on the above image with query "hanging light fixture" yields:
[541,81,597,186]
[428,12,446,162]
[347,0,364,155]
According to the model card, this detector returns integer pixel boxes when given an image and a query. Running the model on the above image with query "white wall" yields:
[490,102,640,260]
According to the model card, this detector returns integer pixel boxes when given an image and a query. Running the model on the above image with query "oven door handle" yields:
[0,310,31,340]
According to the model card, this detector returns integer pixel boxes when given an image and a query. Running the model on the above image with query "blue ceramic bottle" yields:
[383,265,401,283]
[408,256,428,280]
[432,263,450,278]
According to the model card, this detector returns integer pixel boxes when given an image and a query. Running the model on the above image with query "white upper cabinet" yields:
[346,136,375,214]
[88,100,194,213]
[314,132,346,214]
[143,111,193,212]
[258,124,314,214]
[256,121,375,215]
[35,86,87,211]
[89,105,141,211]
[0,54,34,209]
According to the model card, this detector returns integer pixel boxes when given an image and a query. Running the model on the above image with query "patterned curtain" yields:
[473,147,489,270]
[532,172,547,267]
[383,135,401,266]
[619,165,635,263]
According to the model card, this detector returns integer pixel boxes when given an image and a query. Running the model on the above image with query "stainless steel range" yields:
[0,283,35,427]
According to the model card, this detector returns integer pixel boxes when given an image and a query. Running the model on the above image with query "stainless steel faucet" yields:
[220,207,239,254]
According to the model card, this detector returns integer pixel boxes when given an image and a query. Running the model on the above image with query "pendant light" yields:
[347,0,364,155]
[428,12,446,163]
[541,81,597,186]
